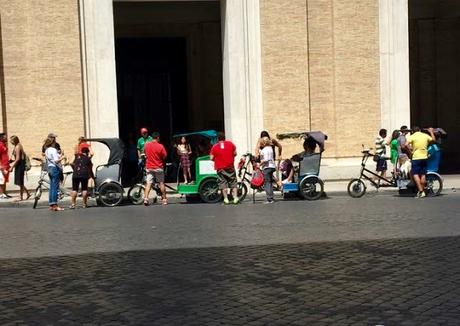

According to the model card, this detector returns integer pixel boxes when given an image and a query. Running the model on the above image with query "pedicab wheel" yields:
[185,194,200,203]
[236,182,248,202]
[426,172,443,196]
[127,184,145,205]
[98,182,124,207]
[299,176,324,200]
[33,186,42,209]
[199,178,222,203]
[347,179,366,198]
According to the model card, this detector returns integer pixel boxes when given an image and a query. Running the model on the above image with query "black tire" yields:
[426,173,443,196]
[236,182,248,202]
[199,178,222,203]
[185,194,200,203]
[98,182,124,207]
[299,176,324,200]
[33,186,42,209]
[127,184,145,205]
[347,179,366,198]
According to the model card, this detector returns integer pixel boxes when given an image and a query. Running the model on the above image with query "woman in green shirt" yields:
[390,129,400,174]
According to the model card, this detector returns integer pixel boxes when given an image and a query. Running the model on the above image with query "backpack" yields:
[24,154,31,171]
[250,168,264,189]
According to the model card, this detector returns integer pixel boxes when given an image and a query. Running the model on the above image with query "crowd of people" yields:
[373,125,438,198]
[0,125,441,210]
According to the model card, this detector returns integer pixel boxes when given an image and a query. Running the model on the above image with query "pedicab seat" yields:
[95,162,122,188]
[299,153,321,177]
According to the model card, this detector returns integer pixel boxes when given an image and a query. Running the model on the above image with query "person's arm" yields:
[427,128,436,144]
[233,143,237,157]
[272,139,282,158]
[9,145,21,171]
[209,147,215,161]
[88,146,94,158]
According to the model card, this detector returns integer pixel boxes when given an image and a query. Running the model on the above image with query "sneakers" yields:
[223,198,230,205]
[264,200,275,204]
[233,197,239,205]
[416,191,426,198]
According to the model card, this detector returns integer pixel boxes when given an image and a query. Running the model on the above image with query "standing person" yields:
[254,130,282,159]
[255,130,283,189]
[389,130,400,175]
[137,127,153,164]
[176,136,192,184]
[0,132,11,199]
[70,147,92,209]
[42,133,66,182]
[74,136,94,193]
[397,125,410,163]
[407,126,436,198]
[374,129,388,179]
[9,135,30,201]
[44,137,64,211]
[260,137,276,203]
[210,132,238,205]
[74,136,94,157]
[143,132,168,206]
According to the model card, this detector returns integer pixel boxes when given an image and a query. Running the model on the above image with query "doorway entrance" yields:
[113,1,224,148]
[409,0,460,172]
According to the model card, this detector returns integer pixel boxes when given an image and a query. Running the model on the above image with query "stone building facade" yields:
[0,0,457,178]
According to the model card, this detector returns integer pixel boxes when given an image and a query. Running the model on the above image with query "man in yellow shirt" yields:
[407,126,436,198]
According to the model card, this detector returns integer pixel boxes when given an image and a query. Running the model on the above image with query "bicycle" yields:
[32,158,72,209]
[347,148,443,198]
[127,163,177,205]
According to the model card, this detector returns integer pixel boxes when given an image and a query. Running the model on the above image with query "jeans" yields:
[48,166,61,206]
[263,168,276,201]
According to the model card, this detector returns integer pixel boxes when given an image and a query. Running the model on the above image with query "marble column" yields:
[79,0,119,138]
[221,0,264,154]
[379,0,411,131]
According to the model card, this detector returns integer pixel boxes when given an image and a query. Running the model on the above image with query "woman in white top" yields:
[44,137,64,211]
[260,137,276,203]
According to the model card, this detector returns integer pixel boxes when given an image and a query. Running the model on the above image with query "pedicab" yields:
[128,130,242,204]
[276,131,328,200]
[86,138,126,207]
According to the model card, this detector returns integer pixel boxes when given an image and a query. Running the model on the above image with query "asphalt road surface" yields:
[1,192,460,325]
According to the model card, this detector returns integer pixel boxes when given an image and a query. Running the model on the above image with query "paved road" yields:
[1,193,460,325]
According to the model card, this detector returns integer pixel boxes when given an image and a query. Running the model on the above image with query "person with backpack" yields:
[8,135,30,201]
[260,137,276,203]
[0,132,11,199]
[70,147,92,208]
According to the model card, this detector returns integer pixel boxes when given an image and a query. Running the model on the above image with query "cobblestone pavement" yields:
[1,194,460,325]
[2,237,460,325]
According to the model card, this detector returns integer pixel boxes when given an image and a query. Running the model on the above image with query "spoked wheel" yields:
[127,184,145,205]
[33,186,42,209]
[236,182,248,202]
[426,173,443,196]
[347,179,367,198]
[199,178,222,203]
[299,176,324,200]
[98,182,124,207]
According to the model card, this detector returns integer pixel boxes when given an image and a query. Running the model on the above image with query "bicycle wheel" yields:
[127,184,145,205]
[236,182,248,202]
[199,178,222,203]
[347,179,366,198]
[426,173,443,196]
[98,182,124,207]
[33,185,42,209]
[299,176,324,200]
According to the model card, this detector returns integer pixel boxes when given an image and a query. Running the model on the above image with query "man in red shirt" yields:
[0,133,11,199]
[143,132,168,205]
[210,132,238,204]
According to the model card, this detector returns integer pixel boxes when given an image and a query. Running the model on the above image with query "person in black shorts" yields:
[70,147,92,208]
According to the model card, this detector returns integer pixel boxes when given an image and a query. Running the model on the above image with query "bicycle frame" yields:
[357,151,396,189]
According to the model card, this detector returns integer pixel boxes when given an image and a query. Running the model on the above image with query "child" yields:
[177,136,192,184]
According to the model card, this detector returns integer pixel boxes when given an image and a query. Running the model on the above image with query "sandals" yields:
[143,199,150,206]
[69,204,76,209]
[162,198,168,205]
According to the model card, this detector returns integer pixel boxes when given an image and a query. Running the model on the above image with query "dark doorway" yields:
[409,0,460,172]
[116,37,188,147]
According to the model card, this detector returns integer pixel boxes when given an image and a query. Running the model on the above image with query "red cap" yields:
[140,128,148,134]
